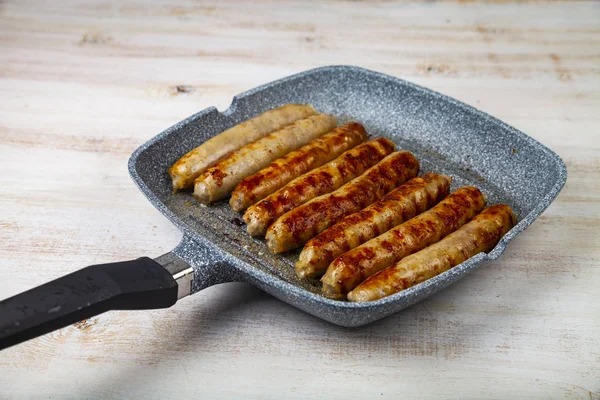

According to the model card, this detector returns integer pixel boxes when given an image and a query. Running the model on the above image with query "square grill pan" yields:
[129,65,566,327]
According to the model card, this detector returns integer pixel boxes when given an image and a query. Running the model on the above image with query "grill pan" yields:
[0,66,567,350]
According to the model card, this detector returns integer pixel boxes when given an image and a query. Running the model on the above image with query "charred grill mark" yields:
[407,216,440,243]
[208,168,228,187]
[322,246,336,264]
[237,172,267,194]
[435,202,464,229]
[313,171,336,192]
[259,199,277,219]
[339,239,352,253]
[336,154,355,180]
[338,244,376,270]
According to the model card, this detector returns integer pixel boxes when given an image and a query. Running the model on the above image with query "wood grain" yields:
[0,0,599,399]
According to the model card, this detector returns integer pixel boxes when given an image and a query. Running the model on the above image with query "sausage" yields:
[295,172,452,279]
[229,123,367,212]
[321,186,486,299]
[348,204,517,302]
[243,138,396,237]
[266,151,420,254]
[194,114,337,204]
[169,104,316,191]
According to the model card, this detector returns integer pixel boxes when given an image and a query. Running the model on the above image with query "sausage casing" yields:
[295,172,452,279]
[229,123,367,212]
[348,204,517,302]
[243,138,396,237]
[194,114,337,204]
[321,186,486,299]
[266,151,420,253]
[169,104,316,191]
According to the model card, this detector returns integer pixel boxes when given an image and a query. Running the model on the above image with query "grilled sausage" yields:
[194,114,337,204]
[243,138,396,237]
[266,151,420,253]
[295,173,452,279]
[169,104,316,191]
[348,204,517,302]
[321,186,486,299]
[229,123,367,212]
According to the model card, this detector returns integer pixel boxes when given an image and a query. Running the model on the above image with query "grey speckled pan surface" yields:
[129,65,566,327]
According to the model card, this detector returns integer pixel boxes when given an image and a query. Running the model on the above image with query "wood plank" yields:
[0,1,598,398]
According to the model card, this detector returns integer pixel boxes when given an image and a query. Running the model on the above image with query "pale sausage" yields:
[169,104,316,191]
[194,114,337,204]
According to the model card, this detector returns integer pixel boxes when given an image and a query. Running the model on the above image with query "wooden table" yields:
[1,1,598,398]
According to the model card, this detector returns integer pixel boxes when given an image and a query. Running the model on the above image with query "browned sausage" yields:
[295,173,452,279]
[169,104,316,191]
[243,138,396,237]
[321,186,486,299]
[266,151,420,254]
[229,123,367,212]
[348,204,517,302]
[194,114,336,204]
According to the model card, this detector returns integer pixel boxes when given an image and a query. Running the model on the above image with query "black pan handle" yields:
[0,257,178,351]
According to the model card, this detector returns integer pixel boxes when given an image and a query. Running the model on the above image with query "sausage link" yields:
[321,186,486,299]
[295,173,451,279]
[230,123,367,212]
[266,151,420,253]
[243,138,396,237]
[194,114,337,204]
[169,104,316,191]
[348,204,517,302]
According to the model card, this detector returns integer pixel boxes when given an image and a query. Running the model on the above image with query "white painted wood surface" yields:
[1,1,599,398]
